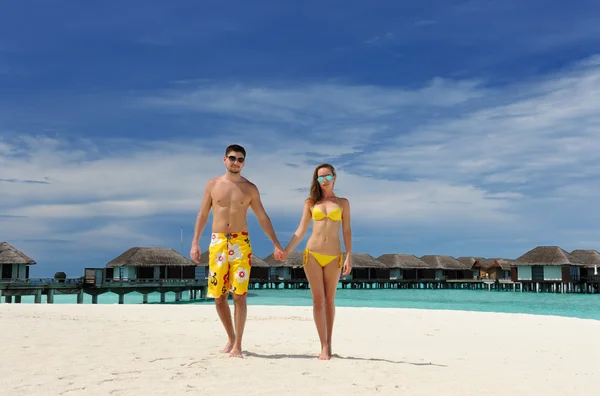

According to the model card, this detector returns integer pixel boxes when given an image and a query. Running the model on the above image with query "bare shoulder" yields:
[304,197,314,209]
[241,177,260,197]
[207,176,222,185]
[242,176,256,187]
[337,196,350,208]
[242,177,258,191]
[204,176,222,190]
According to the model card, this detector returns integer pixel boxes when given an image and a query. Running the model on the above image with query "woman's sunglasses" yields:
[317,175,333,183]
[227,156,245,163]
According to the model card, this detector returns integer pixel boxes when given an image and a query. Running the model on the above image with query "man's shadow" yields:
[244,352,447,367]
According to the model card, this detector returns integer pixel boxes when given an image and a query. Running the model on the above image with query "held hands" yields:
[274,244,288,262]
[342,256,352,275]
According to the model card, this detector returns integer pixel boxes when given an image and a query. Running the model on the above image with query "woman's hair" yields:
[307,163,336,205]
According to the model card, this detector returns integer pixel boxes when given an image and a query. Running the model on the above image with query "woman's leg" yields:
[303,251,329,359]
[323,257,342,358]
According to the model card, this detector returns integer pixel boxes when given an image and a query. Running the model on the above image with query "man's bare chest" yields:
[212,186,250,208]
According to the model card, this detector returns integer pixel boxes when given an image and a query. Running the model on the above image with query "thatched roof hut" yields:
[249,254,268,267]
[515,246,585,266]
[105,247,195,267]
[420,255,467,269]
[350,253,387,268]
[569,249,600,269]
[476,258,514,271]
[456,257,485,268]
[377,254,430,269]
[0,242,36,265]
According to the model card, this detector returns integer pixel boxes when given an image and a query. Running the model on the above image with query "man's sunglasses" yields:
[227,156,245,163]
[317,175,333,183]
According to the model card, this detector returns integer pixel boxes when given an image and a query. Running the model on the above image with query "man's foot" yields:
[221,340,234,353]
[318,346,331,360]
[228,347,244,358]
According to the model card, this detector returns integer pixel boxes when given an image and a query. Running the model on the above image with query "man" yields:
[190,143,285,358]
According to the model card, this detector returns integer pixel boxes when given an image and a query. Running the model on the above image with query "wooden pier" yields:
[248,277,599,293]
[0,277,209,304]
[246,278,524,291]
[2,275,597,304]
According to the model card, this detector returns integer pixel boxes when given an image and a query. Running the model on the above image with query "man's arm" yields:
[192,180,214,247]
[249,183,282,249]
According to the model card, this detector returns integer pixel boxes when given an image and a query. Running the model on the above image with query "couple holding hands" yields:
[190,144,352,360]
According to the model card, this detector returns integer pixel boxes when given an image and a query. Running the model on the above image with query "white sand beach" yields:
[1,304,599,396]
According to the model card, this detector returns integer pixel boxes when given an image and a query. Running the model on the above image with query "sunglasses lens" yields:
[237,157,244,163]
[326,175,332,180]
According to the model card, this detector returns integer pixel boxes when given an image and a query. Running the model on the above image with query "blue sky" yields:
[1,0,600,277]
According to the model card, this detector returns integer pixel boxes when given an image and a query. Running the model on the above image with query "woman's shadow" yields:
[243,352,447,367]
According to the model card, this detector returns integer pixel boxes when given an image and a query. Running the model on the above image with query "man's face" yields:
[224,151,245,173]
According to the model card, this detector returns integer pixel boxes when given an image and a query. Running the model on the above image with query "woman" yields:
[283,163,352,360]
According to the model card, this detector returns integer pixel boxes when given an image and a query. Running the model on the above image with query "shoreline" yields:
[2,304,600,395]
[5,287,600,322]
[6,302,599,323]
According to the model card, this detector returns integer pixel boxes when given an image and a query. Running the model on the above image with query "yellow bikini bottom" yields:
[303,248,343,269]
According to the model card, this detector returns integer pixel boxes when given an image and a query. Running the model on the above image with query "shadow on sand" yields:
[243,352,447,367]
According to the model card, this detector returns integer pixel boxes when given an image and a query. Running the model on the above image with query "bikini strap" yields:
[334,194,341,209]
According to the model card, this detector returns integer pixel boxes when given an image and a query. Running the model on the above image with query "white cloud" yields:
[136,78,486,124]
[0,134,517,255]
[352,56,600,195]
[4,56,600,263]
[1,135,511,222]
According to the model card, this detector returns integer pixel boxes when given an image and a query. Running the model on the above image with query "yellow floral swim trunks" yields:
[207,231,252,298]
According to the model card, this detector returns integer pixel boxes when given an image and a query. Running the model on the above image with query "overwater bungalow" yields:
[105,247,197,281]
[465,258,512,280]
[0,242,36,282]
[456,257,484,279]
[342,253,388,280]
[376,254,431,280]
[419,255,472,280]
[511,246,586,291]
[262,252,297,280]
[570,249,600,280]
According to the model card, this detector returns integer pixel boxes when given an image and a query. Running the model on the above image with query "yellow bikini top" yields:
[311,196,342,221]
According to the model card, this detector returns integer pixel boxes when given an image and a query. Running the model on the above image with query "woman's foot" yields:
[229,347,244,358]
[318,345,331,360]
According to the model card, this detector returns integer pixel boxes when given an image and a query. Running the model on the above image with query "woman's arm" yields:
[284,200,312,254]
[341,198,352,257]
[341,198,352,275]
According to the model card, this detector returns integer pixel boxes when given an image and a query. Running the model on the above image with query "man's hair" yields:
[225,144,246,157]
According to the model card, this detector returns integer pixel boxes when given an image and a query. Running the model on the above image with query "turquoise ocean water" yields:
[11,288,600,321]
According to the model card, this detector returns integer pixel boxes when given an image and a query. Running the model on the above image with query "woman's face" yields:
[316,167,335,188]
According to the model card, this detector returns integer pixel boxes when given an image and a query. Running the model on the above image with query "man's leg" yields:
[215,294,235,353]
[207,234,235,353]
[227,233,252,358]
[230,293,247,358]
